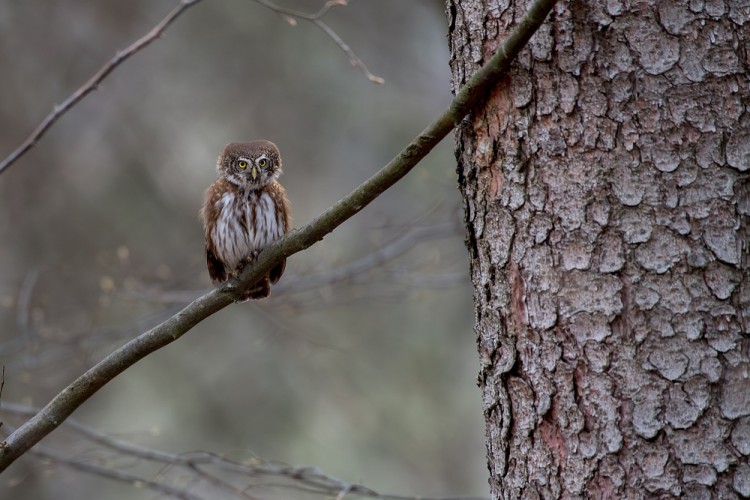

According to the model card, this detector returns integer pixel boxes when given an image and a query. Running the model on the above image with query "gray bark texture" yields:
[447,0,750,498]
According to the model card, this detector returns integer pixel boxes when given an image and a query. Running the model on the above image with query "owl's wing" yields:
[206,246,227,285]
[202,180,230,285]
[268,181,290,286]
[269,258,286,284]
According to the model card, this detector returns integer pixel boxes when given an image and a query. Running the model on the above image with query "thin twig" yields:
[277,222,461,293]
[0,0,557,472]
[1,418,203,500]
[118,221,462,304]
[253,0,385,83]
[0,0,203,176]
[31,446,205,500]
[1,403,488,500]
[185,462,260,500]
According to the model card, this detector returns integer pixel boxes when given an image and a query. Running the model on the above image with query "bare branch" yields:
[0,0,203,176]
[253,0,385,84]
[119,221,463,305]
[278,221,462,294]
[1,402,488,500]
[0,0,378,177]
[29,446,206,500]
[0,0,557,471]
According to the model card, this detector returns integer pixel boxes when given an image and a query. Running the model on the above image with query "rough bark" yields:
[448,0,750,497]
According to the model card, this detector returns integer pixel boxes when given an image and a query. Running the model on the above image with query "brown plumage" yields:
[201,140,291,300]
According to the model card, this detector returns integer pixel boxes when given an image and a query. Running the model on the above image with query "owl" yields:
[201,140,291,300]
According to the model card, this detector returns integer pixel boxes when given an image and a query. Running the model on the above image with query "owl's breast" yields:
[210,189,285,271]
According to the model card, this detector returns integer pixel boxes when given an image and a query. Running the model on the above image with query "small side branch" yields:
[253,0,385,83]
[0,0,203,176]
[19,441,204,500]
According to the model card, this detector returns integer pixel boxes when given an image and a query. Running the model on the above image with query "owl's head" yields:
[217,140,282,188]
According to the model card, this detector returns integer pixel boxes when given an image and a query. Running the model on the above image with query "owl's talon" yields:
[242,251,259,267]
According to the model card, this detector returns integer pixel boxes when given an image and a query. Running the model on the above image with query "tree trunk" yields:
[447,0,750,497]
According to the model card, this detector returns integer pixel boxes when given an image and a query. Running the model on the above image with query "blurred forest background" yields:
[0,0,487,499]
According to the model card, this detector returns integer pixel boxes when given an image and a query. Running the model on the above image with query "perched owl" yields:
[201,140,291,300]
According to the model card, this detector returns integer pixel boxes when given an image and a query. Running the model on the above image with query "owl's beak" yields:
[250,166,258,179]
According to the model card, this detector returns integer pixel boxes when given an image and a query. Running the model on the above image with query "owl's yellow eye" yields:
[258,158,268,168]
[238,161,248,169]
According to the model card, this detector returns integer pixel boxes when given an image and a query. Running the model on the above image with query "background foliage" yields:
[0,0,486,498]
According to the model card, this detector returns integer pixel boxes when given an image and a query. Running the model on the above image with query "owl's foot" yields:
[231,252,270,301]
[236,251,261,271]
[238,275,271,301]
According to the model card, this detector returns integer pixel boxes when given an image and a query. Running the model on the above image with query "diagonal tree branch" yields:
[0,0,203,176]
[0,0,557,472]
